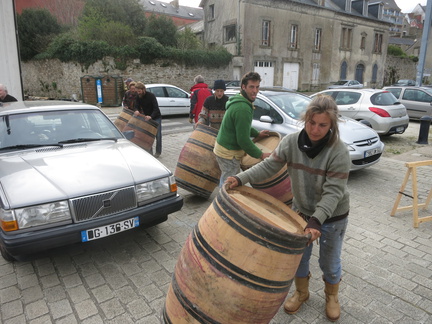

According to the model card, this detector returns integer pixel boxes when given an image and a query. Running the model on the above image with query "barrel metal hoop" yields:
[176,163,219,184]
[214,195,308,250]
[171,274,222,324]
[251,170,289,188]
[125,123,156,138]
[195,124,219,137]
[176,178,211,199]
[187,138,214,152]
[194,226,293,290]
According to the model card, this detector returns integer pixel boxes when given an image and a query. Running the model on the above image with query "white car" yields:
[146,84,190,116]
[0,101,183,261]
[383,86,432,120]
[225,88,385,171]
[315,89,409,135]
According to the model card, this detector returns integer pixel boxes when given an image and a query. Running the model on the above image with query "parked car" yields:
[225,80,240,87]
[383,86,432,119]
[327,80,363,89]
[392,79,416,87]
[145,84,190,116]
[314,89,409,135]
[225,88,385,171]
[0,101,183,261]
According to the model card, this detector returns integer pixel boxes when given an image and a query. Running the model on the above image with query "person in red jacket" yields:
[189,75,212,124]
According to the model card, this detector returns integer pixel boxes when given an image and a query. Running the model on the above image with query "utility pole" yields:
[416,0,432,86]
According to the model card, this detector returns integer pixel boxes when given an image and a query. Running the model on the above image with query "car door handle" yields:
[348,107,356,110]
[170,100,175,102]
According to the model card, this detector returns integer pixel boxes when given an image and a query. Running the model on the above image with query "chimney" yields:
[171,0,179,9]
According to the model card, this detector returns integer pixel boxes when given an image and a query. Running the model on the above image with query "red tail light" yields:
[369,107,391,117]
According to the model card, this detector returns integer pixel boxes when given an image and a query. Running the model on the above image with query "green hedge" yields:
[39,34,232,69]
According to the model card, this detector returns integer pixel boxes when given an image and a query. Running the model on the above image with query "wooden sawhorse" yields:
[390,160,432,228]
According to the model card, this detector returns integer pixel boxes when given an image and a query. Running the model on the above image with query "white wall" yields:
[0,0,23,100]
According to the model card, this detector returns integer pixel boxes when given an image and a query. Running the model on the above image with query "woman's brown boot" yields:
[283,273,311,314]
[324,280,341,321]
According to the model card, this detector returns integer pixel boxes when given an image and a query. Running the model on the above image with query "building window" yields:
[290,25,298,49]
[374,33,383,53]
[372,64,378,83]
[262,20,271,46]
[224,24,236,43]
[209,4,215,20]
[314,28,322,51]
[361,36,366,50]
[340,61,347,80]
[341,27,352,50]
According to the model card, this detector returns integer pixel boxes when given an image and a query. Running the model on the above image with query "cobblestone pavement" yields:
[0,117,431,324]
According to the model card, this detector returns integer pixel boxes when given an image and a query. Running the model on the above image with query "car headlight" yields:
[1,201,71,232]
[136,176,177,205]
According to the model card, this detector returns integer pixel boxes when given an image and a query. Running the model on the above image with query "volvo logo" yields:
[103,199,112,208]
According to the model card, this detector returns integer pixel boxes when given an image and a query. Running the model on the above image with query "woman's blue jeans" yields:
[295,217,348,284]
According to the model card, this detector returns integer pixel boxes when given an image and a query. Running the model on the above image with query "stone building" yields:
[199,0,392,91]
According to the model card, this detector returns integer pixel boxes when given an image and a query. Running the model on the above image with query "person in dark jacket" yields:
[134,82,162,157]
[189,75,212,124]
[198,79,229,130]
[0,84,18,103]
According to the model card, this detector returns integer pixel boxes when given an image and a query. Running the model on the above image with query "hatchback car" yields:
[225,89,385,171]
[392,79,416,87]
[327,80,363,89]
[0,101,183,261]
[146,84,190,116]
[315,89,409,135]
[383,86,432,119]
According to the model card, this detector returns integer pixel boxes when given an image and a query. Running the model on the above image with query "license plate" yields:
[81,217,140,242]
[365,148,381,158]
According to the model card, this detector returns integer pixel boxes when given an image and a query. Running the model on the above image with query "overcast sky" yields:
[179,0,429,13]
[394,0,427,13]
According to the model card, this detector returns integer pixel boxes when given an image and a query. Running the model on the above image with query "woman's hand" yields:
[144,115,151,121]
[305,228,321,246]
[225,176,239,189]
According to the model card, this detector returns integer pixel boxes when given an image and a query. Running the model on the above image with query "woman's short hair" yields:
[302,94,340,146]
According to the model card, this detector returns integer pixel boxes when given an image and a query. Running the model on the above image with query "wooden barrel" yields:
[123,114,158,152]
[113,108,134,131]
[163,185,309,324]
[241,132,293,206]
[174,123,221,199]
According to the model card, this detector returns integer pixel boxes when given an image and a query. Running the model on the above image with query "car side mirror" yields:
[394,101,401,105]
[122,130,134,140]
[259,115,273,123]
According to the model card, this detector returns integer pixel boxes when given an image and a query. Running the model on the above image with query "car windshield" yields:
[0,109,123,150]
[333,81,348,85]
[370,91,399,105]
[264,92,311,120]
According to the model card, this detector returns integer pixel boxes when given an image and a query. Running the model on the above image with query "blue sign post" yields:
[96,78,103,104]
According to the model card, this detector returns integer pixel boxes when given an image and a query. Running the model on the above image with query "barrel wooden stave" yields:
[113,108,134,131]
[241,132,293,206]
[123,114,158,152]
[164,186,308,324]
[174,124,221,199]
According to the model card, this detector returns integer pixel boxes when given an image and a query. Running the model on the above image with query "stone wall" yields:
[384,56,417,86]
[21,57,231,102]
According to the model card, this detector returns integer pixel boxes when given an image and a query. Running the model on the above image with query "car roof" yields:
[322,88,386,94]
[146,84,182,88]
[0,101,98,115]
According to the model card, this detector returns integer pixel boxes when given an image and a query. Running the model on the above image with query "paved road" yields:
[1,111,431,323]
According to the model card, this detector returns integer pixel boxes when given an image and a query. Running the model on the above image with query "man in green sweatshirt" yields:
[213,72,270,187]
